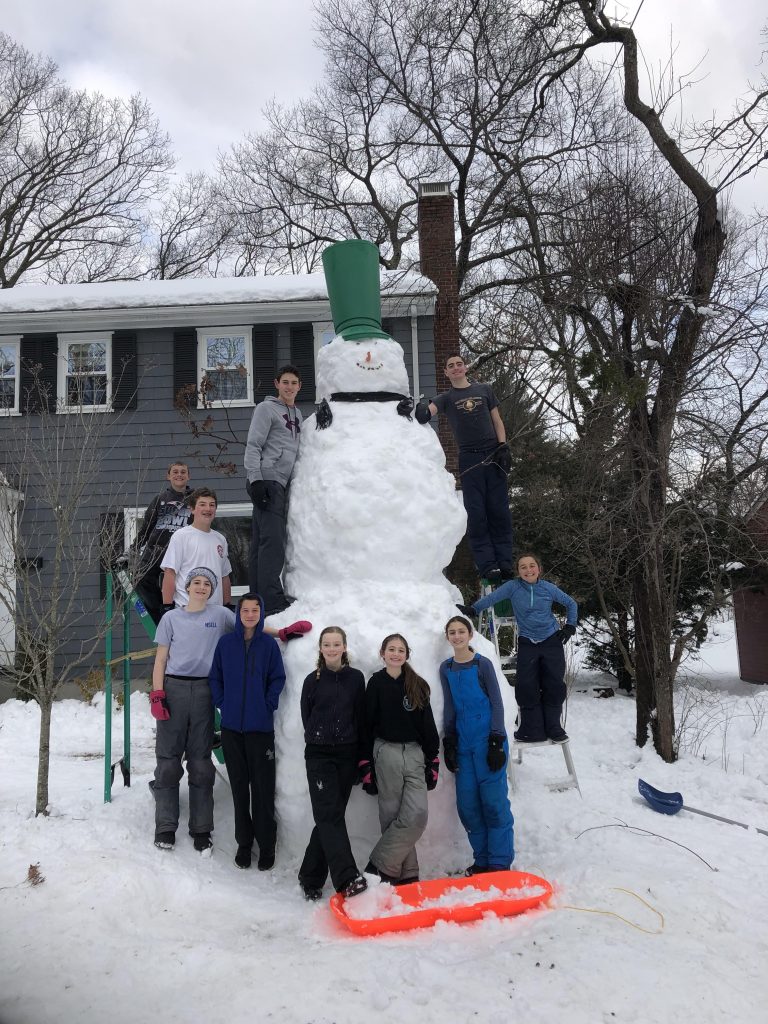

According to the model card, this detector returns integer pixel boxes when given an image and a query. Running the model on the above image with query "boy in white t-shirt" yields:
[161,488,232,610]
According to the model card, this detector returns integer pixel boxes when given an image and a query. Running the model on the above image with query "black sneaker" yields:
[513,731,546,743]
[548,730,569,743]
[464,864,489,876]
[483,569,502,584]
[154,832,175,850]
[235,845,252,869]
[258,848,275,871]
[342,874,368,899]
[193,833,213,853]
[301,883,324,902]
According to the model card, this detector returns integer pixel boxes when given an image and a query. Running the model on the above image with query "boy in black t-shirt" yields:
[416,355,513,580]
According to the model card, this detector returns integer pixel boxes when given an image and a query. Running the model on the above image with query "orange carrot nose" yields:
[365,351,372,362]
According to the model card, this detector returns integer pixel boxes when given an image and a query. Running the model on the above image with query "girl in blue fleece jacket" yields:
[209,592,286,870]
[463,552,578,742]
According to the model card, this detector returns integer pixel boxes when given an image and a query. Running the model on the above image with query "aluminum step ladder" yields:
[476,580,581,796]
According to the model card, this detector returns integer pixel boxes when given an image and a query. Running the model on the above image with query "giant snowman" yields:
[267,239,518,875]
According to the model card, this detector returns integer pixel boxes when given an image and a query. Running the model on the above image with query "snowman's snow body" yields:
[267,335,519,875]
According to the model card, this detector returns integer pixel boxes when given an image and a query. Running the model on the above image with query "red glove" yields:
[425,757,440,791]
[278,620,312,643]
[358,760,378,796]
[149,690,170,721]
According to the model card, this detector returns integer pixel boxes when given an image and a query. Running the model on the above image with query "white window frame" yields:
[124,501,252,598]
[57,334,113,413]
[0,336,21,416]
[197,327,253,408]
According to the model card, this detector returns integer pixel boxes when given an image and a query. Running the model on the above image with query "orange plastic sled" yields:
[329,869,553,936]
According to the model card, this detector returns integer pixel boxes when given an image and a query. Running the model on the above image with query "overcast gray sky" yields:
[4,0,766,208]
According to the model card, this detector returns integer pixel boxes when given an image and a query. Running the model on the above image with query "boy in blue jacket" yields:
[460,552,578,742]
[209,592,286,870]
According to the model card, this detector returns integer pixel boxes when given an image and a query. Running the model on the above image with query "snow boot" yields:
[364,860,398,884]
[235,845,252,869]
[154,832,175,850]
[301,883,324,902]
[342,874,368,899]
[193,832,213,853]
[464,864,490,877]
[258,848,276,871]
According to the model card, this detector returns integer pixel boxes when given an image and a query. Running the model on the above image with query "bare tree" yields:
[145,172,238,280]
[0,365,150,815]
[0,32,173,286]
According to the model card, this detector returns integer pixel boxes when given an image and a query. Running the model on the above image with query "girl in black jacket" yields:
[298,626,368,901]
[363,634,440,885]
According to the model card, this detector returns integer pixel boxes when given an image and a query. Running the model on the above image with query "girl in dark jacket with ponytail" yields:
[363,634,440,885]
[298,626,368,901]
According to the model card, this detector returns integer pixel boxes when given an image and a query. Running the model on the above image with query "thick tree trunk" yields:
[36,700,52,816]
[628,410,677,761]
[616,609,633,693]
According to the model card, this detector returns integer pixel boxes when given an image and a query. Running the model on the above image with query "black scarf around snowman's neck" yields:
[316,393,414,429]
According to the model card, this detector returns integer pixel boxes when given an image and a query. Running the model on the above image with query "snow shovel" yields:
[638,779,768,837]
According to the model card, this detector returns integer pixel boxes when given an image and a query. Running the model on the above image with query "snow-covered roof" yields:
[0,270,437,333]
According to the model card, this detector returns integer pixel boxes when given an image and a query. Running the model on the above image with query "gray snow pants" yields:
[151,676,215,837]
[248,480,289,615]
[368,739,428,881]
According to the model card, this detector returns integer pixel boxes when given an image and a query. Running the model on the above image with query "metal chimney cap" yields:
[418,181,452,197]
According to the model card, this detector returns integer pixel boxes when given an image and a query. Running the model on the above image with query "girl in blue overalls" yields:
[440,615,514,875]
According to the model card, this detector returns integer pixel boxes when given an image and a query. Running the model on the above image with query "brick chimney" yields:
[417,181,478,600]
[417,181,460,475]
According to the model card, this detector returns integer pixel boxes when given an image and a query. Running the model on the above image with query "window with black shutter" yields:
[173,328,198,408]
[289,322,315,395]
[252,323,278,402]
[112,331,138,410]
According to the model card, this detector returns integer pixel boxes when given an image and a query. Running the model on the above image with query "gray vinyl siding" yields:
[1,315,435,689]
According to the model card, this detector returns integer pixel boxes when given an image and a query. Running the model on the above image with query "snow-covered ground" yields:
[1,617,766,1024]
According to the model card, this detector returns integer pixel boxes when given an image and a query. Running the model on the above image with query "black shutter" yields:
[173,328,197,408]
[19,335,58,413]
[111,331,138,410]
[99,510,125,600]
[289,322,315,395]
[252,323,277,402]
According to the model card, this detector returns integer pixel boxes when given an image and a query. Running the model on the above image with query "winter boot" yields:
[342,874,368,899]
[235,845,252,869]
[154,832,175,851]
[301,883,324,902]
[464,864,490,877]
[192,832,213,853]
[258,848,276,871]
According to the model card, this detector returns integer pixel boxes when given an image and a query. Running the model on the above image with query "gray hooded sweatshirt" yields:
[244,396,302,488]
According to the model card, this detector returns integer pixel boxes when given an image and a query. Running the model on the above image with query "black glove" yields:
[443,735,458,774]
[493,443,512,474]
[397,396,414,419]
[456,603,476,618]
[558,624,576,644]
[415,399,432,424]
[487,733,506,772]
[248,480,270,510]
[316,397,333,430]
[425,757,439,791]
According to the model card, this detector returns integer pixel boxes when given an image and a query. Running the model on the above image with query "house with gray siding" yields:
[0,271,438,685]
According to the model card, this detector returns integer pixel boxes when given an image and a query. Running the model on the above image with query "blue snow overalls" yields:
[443,656,514,869]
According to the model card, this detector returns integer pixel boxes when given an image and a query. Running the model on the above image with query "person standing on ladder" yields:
[459,553,578,743]
[415,354,513,582]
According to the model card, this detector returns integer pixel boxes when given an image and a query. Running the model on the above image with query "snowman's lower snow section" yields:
[266,583,518,877]
[265,339,518,877]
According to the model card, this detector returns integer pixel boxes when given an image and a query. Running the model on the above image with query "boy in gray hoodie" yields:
[244,365,303,615]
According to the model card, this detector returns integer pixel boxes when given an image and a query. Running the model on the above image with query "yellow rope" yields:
[558,887,665,935]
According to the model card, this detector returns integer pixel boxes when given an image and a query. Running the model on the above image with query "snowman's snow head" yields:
[316,336,410,400]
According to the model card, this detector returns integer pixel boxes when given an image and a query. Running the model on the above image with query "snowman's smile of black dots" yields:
[356,350,383,371]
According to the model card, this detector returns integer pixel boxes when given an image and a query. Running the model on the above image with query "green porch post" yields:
[104,571,113,803]
[122,591,131,782]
